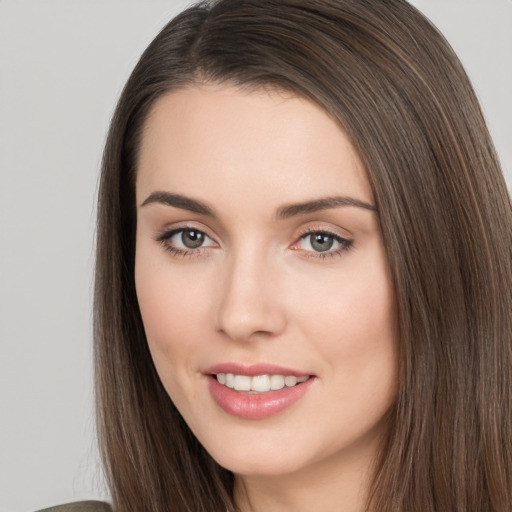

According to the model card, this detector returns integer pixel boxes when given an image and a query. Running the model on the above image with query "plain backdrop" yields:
[0,1,510,511]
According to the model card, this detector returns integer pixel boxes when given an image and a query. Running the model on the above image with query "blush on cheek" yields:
[136,266,210,370]
[300,277,396,379]
[140,295,194,352]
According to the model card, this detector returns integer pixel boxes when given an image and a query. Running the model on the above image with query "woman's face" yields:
[135,84,397,479]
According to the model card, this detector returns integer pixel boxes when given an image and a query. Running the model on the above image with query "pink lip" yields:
[204,363,315,420]
[205,362,311,378]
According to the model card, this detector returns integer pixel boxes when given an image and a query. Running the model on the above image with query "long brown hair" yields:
[94,1,512,510]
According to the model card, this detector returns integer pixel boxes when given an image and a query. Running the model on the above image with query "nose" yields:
[215,251,287,342]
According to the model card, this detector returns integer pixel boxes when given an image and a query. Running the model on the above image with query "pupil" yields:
[311,233,334,252]
[182,230,204,249]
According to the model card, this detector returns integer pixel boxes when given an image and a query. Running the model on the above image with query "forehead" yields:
[136,84,372,207]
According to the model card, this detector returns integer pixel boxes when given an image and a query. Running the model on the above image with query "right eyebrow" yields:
[140,191,217,217]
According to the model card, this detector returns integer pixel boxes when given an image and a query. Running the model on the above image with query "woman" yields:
[43,0,512,510]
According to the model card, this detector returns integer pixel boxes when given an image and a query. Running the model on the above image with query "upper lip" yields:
[204,363,312,378]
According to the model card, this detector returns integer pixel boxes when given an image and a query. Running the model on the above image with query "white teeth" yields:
[215,373,309,392]
[234,375,251,391]
[284,376,297,387]
[251,374,271,392]
[225,373,235,388]
[270,374,285,390]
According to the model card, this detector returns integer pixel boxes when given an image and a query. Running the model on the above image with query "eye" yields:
[295,230,353,256]
[156,228,217,255]
[174,229,208,249]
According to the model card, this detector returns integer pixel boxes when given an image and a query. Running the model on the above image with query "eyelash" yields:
[155,228,213,259]
[295,228,353,260]
[155,227,354,260]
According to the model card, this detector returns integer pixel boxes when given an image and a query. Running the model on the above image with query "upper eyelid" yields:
[294,230,352,248]
[156,223,217,240]
[299,227,344,237]
[295,223,352,240]
[299,230,348,243]
[157,227,218,248]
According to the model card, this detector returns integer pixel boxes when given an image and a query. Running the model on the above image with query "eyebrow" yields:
[141,191,216,216]
[140,191,377,218]
[276,196,377,219]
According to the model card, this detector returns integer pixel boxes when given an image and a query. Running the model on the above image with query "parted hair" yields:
[94,1,512,511]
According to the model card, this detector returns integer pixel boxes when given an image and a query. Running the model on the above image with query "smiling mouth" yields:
[214,373,310,393]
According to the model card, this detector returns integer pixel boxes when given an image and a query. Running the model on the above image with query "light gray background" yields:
[0,2,510,511]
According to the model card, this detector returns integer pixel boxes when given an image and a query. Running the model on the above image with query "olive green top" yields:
[36,501,112,512]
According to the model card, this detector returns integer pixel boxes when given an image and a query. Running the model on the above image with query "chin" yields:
[214,449,309,477]
[190,422,307,476]
[190,407,392,481]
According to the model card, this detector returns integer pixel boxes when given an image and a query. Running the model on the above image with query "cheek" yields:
[136,270,188,349]
[292,252,397,395]
[134,246,210,381]
[297,261,395,348]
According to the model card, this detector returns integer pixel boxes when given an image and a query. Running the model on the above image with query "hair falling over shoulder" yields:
[93,0,512,510]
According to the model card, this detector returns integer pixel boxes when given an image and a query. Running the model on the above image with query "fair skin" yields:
[135,84,397,512]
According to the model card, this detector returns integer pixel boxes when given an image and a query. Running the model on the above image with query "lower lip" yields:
[206,376,315,419]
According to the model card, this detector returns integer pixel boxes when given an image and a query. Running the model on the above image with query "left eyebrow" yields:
[276,196,377,219]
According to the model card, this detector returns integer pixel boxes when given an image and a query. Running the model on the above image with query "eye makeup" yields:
[154,225,354,261]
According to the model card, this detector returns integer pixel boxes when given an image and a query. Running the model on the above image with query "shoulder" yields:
[35,501,112,512]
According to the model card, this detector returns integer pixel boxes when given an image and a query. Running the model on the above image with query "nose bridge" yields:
[215,244,285,341]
